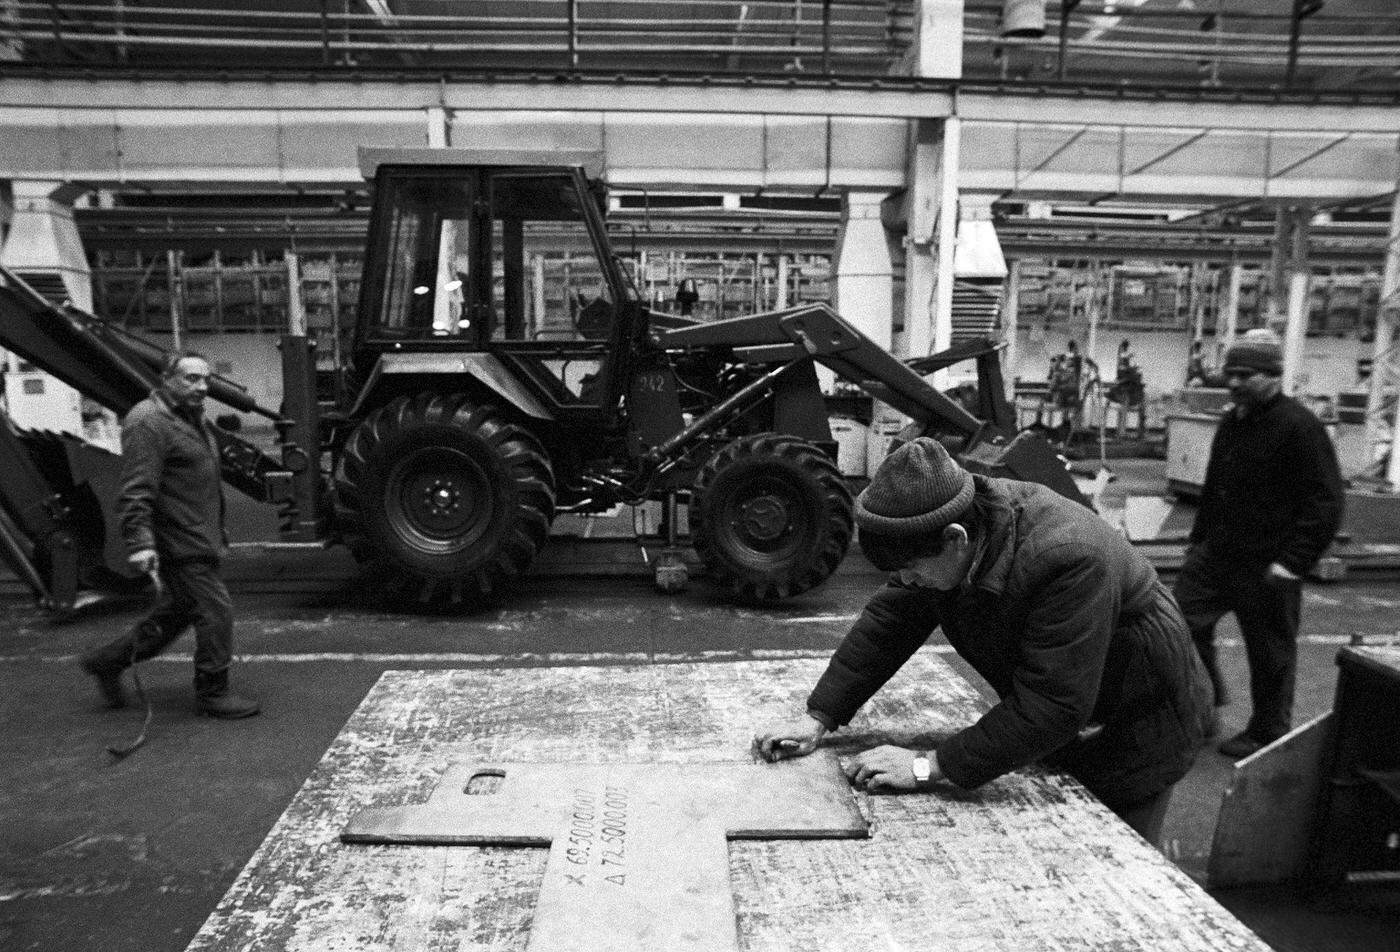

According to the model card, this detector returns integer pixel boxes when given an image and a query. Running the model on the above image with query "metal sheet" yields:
[344,754,866,952]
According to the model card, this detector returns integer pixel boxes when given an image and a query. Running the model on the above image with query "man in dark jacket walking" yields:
[1174,333,1344,759]
[80,352,259,719]
[754,437,1213,844]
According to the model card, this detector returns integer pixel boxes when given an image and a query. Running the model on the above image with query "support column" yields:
[427,106,450,147]
[0,0,19,61]
[1004,259,1021,402]
[833,191,894,355]
[1280,207,1312,396]
[0,180,103,442]
[1,181,93,309]
[1220,261,1243,355]
[933,117,961,366]
[903,117,960,375]
[1264,207,1311,396]
[1367,189,1400,490]
[899,0,965,79]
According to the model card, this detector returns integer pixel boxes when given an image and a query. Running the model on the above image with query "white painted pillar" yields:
[285,252,307,336]
[427,106,449,147]
[1,181,93,310]
[932,117,961,369]
[1004,259,1021,402]
[1368,189,1400,489]
[1220,262,1243,355]
[833,191,894,355]
[775,254,790,310]
[1280,208,1311,397]
[901,0,964,79]
[904,117,961,380]
[0,0,19,61]
[904,120,938,365]
[0,180,95,439]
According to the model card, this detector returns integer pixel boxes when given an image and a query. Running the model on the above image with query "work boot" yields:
[198,692,261,719]
[1218,732,1265,760]
[80,654,127,709]
[195,672,260,719]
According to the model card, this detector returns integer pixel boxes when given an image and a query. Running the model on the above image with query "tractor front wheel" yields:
[335,394,554,608]
[690,433,853,601]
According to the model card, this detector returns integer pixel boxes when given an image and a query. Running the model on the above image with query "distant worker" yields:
[574,284,614,340]
[1173,332,1344,759]
[1047,339,1085,412]
[80,352,260,719]
[754,438,1213,844]
[1108,338,1146,437]
[674,278,700,317]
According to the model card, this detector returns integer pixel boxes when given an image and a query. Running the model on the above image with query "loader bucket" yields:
[959,431,1092,511]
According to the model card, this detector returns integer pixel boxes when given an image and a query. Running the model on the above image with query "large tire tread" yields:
[334,393,554,608]
[691,433,853,601]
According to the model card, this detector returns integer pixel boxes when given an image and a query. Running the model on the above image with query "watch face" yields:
[912,757,931,782]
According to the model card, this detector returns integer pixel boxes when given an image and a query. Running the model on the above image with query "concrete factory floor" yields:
[2,460,1398,952]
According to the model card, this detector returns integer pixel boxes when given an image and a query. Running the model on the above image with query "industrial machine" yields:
[0,147,1082,613]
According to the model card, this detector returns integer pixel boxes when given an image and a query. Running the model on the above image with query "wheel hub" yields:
[424,480,461,516]
[736,494,790,543]
[386,446,492,551]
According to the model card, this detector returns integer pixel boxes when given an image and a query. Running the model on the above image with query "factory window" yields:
[90,248,347,335]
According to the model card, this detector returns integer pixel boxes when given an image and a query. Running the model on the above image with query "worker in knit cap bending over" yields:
[754,437,1213,845]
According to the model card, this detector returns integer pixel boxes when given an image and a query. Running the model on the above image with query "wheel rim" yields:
[384,446,495,555]
[720,474,808,563]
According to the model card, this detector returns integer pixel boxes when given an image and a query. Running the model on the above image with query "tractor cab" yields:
[352,148,642,424]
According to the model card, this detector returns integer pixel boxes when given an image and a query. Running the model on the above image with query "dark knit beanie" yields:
[854,437,975,536]
[1223,338,1282,376]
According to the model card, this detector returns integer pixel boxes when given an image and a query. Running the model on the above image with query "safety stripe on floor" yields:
[7,633,1388,668]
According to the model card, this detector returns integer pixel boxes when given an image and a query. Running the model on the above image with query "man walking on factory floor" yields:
[754,437,1214,845]
[80,351,259,719]
[1173,331,1344,760]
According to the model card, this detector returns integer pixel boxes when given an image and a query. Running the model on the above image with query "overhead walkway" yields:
[0,68,1395,205]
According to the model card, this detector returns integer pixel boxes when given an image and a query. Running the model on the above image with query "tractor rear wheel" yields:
[690,433,853,601]
[335,394,554,608]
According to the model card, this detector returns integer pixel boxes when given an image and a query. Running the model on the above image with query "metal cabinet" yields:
[1308,646,1400,889]
[1164,412,1220,498]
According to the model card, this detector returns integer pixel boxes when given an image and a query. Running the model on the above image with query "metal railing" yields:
[0,2,1396,92]
[0,1,912,74]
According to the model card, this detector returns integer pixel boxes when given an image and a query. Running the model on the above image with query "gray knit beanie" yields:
[1223,337,1283,376]
[854,437,975,535]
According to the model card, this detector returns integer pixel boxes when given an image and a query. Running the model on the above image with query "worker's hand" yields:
[752,714,826,762]
[845,745,937,794]
[1266,562,1300,587]
[128,549,158,575]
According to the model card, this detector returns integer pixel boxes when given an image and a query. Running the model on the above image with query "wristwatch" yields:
[910,752,933,790]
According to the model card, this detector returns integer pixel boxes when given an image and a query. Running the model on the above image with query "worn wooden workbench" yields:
[186,652,1269,951]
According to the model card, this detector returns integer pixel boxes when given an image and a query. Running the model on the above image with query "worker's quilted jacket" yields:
[807,476,1214,808]
[118,389,226,563]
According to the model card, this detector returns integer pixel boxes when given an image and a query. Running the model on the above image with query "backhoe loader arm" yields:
[652,302,988,442]
[0,266,291,502]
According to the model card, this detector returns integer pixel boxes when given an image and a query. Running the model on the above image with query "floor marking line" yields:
[5,645,959,665]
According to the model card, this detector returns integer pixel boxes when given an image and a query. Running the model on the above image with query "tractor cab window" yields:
[488,173,615,344]
[488,172,619,405]
[370,174,479,341]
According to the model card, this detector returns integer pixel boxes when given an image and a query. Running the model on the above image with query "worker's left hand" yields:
[1266,562,1301,586]
[844,745,931,794]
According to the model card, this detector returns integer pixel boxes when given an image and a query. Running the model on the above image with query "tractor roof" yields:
[357,147,605,180]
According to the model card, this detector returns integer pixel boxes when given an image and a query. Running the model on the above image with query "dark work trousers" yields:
[1172,544,1301,744]
[87,559,233,694]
